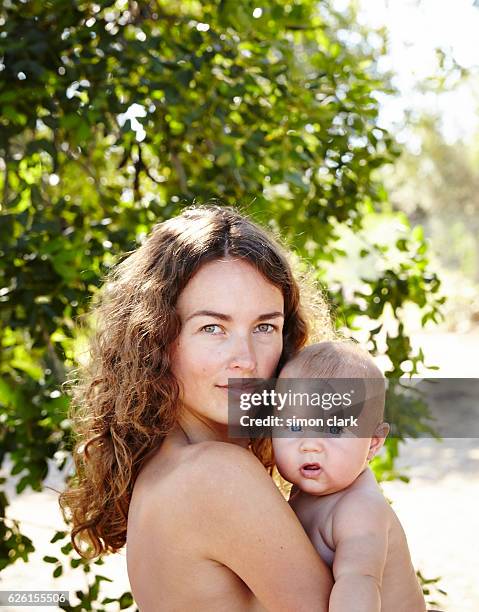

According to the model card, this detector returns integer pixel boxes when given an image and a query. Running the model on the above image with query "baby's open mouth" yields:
[300,463,321,477]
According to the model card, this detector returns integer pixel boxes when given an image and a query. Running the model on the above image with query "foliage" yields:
[0,0,443,607]
[416,570,448,611]
[382,112,479,329]
[386,114,479,274]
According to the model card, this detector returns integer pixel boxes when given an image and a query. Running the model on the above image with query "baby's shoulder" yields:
[339,484,389,511]
[332,478,392,532]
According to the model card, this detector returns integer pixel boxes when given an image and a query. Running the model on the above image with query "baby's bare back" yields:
[291,469,426,612]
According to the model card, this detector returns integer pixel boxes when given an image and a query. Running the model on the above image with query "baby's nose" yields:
[299,437,324,452]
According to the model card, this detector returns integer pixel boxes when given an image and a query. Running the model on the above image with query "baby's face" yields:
[272,429,373,496]
[272,362,376,496]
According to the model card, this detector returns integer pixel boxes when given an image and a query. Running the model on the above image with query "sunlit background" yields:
[345,3,479,611]
[2,1,479,610]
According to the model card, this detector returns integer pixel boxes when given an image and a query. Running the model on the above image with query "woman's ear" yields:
[367,422,390,461]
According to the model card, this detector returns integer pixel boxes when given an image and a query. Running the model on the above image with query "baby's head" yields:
[272,341,389,496]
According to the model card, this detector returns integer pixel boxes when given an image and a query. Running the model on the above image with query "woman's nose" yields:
[227,334,257,372]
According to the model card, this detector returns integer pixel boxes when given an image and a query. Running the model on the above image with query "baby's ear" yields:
[367,422,390,461]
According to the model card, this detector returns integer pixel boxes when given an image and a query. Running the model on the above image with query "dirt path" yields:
[380,330,479,612]
[382,437,479,611]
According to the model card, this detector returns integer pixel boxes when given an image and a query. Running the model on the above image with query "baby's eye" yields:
[328,425,343,436]
[254,323,276,334]
[201,324,223,334]
[290,424,303,433]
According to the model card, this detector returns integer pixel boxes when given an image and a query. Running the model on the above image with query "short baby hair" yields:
[281,340,386,422]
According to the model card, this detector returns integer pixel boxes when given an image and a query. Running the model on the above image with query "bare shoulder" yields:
[139,441,278,519]
[128,441,274,559]
[131,441,333,612]
[184,440,268,474]
[332,480,392,541]
[171,442,279,510]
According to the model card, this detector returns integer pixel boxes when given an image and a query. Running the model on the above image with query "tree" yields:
[385,113,479,274]
[0,0,443,608]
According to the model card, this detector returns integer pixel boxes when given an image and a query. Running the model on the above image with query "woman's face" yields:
[171,258,284,429]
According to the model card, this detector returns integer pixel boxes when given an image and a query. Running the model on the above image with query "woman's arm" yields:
[179,442,333,612]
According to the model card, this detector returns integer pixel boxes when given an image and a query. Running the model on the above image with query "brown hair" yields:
[59,204,333,558]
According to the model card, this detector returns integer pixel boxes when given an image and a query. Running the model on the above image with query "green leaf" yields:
[50,531,67,544]
[119,592,134,608]
[53,564,63,578]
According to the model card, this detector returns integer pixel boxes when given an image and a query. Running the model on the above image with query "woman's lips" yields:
[216,383,257,393]
[300,463,322,478]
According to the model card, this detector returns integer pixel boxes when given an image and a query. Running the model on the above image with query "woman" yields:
[60,205,334,610]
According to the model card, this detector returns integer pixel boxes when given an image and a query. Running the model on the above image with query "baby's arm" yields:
[329,492,390,612]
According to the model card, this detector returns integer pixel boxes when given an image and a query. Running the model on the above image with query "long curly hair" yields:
[59,204,333,558]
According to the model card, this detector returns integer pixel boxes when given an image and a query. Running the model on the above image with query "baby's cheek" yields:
[273,444,295,480]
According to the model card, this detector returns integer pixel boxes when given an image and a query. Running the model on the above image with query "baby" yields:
[272,341,427,612]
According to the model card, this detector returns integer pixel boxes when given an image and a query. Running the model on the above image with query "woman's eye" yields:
[201,324,223,334]
[290,424,303,433]
[255,323,275,333]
